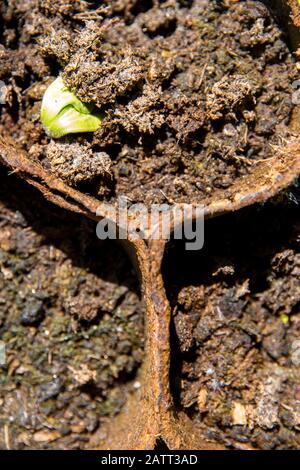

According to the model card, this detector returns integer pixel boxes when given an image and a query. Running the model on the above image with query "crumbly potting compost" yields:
[0,0,298,204]
[0,170,144,450]
[0,0,300,452]
[164,190,300,450]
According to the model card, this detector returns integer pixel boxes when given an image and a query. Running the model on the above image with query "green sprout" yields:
[41,76,102,138]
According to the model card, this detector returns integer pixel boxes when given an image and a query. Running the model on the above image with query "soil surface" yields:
[0,0,298,204]
[0,0,300,452]
[0,168,144,450]
[163,188,300,450]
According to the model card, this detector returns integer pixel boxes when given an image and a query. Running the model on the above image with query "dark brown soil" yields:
[0,0,299,452]
[163,188,300,450]
[0,0,298,204]
[0,168,144,450]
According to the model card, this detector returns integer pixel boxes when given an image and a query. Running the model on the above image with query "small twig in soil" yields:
[4,424,10,450]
